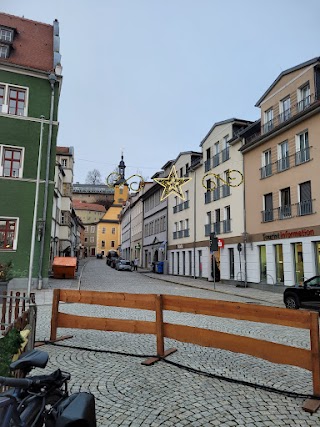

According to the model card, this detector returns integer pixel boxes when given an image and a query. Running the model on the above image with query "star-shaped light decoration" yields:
[154,165,192,201]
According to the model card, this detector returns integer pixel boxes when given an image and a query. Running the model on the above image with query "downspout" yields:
[193,168,196,279]
[27,116,45,297]
[242,142,248,288]
[38,73,57,290]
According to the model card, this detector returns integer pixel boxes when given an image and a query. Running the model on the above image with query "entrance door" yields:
[229,248,234,279]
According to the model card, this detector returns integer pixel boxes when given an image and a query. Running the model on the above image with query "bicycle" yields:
[0,349,96,427]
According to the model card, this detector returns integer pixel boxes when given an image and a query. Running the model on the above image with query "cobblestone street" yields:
[32,259,320,426]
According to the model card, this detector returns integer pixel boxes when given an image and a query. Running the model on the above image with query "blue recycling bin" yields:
[157,261,164,274]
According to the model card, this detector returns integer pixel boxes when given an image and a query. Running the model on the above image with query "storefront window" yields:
[292,242,304,284]
[315,242,320,275]
[275,244,284,284]
[259,245,267,282]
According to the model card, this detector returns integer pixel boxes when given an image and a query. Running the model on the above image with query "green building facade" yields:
[0,14,62,289]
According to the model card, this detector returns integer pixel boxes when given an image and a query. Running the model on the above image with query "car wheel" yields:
[284,294,300,309]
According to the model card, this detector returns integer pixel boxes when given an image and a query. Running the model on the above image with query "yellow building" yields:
[96,156,129,256]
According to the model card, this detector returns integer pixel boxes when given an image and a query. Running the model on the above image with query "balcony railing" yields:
[205,223,211,236]
[204,159,211,172]
[213,187,220,201]
[221,147,230,162]
[213,222,220,234]
[173,231,177,239]
[297,200,313,216]
[222,184,230,197]
[295,147,310,165]
[173,229,189,239]
[277,155,290,172]
[212,154,220,167]
[248,94,318,144]
[223,219,231,233]
[260,164,272,179]
[205,191,211,204]
[279,204,292,220]
[184,200,189,209]
[262,209,274,222]
[173,200,190,213]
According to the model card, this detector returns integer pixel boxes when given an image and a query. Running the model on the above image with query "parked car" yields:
[283,276,320,310]
[115,259,132,272]
[106,250,119,267]
[96,253,103,259]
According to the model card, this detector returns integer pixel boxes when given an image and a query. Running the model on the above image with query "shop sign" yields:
[263,229,315,241]
[218,239,224,248]
[177,244,184,249]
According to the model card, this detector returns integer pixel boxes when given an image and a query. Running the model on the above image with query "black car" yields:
[283,276,320,310]
[96,253,103,259]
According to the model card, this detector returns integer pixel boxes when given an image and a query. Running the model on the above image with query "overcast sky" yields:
[2,1,320,183]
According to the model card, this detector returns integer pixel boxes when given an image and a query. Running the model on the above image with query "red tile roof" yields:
[56,146,70,154]
[0,13,53,72]
[72,200,106,212]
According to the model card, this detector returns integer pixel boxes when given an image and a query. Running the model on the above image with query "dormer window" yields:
[0,28,13,43]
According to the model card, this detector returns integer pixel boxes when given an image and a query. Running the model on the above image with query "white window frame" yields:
[61,158,67,167]
[0,45,9,59]
[0,28,13,42]
[0,216,19,251]
[262,149,271,167]
[90,236,94,243]
[0,144,25,178]
[0,82,29,116]
[91,225,95,233]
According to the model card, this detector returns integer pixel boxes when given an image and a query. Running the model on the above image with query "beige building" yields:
[241,57,320,286]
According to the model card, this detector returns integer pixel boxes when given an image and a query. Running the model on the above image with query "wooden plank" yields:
[303,399,320,413]
[1,291,7,331]
[309,312,320,396]
[155,295,164,357]
[59,289,155,310]
[162,295,310,329]
[163,323,312,371]
[57,312,156,335]
[50,289,60,341]
[14,292,20,319]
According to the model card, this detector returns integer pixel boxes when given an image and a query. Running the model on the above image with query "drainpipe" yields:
[27,116,45,297]
[242,144,248,288]
[193,168,196,279]
[38,73,57,290]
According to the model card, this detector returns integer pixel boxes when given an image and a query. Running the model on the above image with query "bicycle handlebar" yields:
[0,376,33,388]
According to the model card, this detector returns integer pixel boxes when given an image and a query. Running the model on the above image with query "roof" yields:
[52,257,77,267]
[0,13,55,72]
[199,118,252,147]
[255,57,320,107]
[72,200,106,212]
[56,146,73,156]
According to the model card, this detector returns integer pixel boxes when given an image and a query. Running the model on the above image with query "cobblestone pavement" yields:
[31,259,320,426]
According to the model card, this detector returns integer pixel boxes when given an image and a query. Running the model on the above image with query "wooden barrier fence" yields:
[50,289,320,399]
[1,291,35,336]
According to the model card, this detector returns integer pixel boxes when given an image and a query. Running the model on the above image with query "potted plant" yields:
[0,260,13,292]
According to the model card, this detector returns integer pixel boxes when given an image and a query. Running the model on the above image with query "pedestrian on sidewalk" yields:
[133,258,139,271]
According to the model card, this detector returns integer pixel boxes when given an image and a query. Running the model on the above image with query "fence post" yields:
[310,311,320,396]
[50,289,60,341]
[155,294,164,357]
[26,302,37,351]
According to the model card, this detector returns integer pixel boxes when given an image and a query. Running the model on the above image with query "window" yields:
[0,218,18,250]
[0,85,4,110]
[112,228,115,234]
[279,97,291,122]
[61,159,67,167]
[91,226,95,233]
[101,240,105,248]
[221,135,230,162]
[263,193,273,222]
[205,148,211,172]
[0,28,13,42]
[61,212,65,224]
[298,84,311,111]
[223,206,231,233]
[261,149,272,178]
[214,209,220,234]
[90,237,94,243]
[263,108,273,133]
[275,244,284,284]
[84,237,88,242]
[259,246,267,281]
[85,226,89,233]
[279,187,291,219]
[295,131,309,165]
[213,142,220,167]
[111,241,115,248]
[102,227,106,234]
[8,88,26,116]
[277,141,289,172]
[1,147,23,178]
[292,242,304,284]
[0,45,9,59]
[298,181,312,216]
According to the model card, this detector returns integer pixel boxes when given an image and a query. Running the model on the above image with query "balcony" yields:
[204,158,211,172]
[260,164,272,179]
[212,153,220,167]
[173,200,190,213]
[262,209,274,222]
[213,222,220,234]
[297,95,311,113]
[278,108,291,123]
[279,204,292,220]
[221,147,230,162]
[295,147,310,165]
[263,120,274,134]
[277,155,290,172]
[184,200,189,209]
[173,229,189,239]
[297,200,313,216]
[222,184,230,198]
